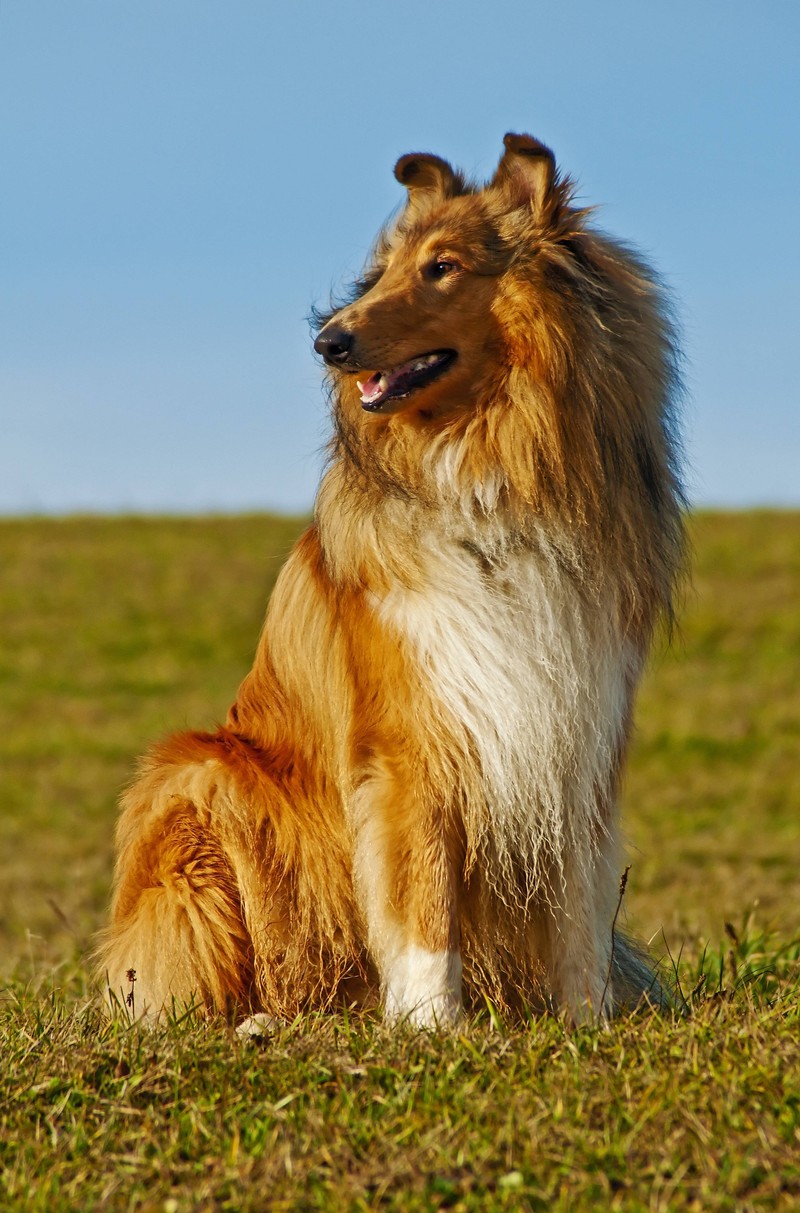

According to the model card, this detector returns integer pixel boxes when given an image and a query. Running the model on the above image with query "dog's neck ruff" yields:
[367,508,639,905]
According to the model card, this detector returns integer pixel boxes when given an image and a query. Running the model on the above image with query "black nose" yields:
[314,325,354,366]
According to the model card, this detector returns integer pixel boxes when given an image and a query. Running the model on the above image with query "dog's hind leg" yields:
[97,742,256,1022]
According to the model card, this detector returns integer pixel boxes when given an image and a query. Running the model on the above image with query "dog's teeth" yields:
[357,380,365,393]
[378,375,389,392]
[410,355,440,372]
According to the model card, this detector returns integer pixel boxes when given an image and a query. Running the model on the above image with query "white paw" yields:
[235,1012,278,1041]
[383,946,463,1028]
[558,972,612,1027]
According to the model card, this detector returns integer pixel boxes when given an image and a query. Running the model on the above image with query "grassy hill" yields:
[1,511,798,1210]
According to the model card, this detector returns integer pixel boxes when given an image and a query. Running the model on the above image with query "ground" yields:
[1,511,798,1210]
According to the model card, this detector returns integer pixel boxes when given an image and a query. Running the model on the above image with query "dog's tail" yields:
[611,933,682,1015]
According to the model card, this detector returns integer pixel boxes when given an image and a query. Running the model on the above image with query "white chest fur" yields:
[370,526,640,893]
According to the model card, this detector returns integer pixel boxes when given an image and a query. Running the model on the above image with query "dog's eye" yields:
[425,258,460,280]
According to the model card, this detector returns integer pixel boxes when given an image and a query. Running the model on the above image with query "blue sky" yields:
[1,1,798,513]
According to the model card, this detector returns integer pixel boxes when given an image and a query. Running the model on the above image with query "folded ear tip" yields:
[503,132,554,161]
[394,154,420,185]
[394,152,457,195]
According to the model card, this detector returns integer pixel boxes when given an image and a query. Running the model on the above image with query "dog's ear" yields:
[491,133,556,216]
[394,153,458,218]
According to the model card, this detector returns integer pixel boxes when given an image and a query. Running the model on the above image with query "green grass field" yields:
[1,511,798,1210]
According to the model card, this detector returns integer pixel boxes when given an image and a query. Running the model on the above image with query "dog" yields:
[98,133,685,1029]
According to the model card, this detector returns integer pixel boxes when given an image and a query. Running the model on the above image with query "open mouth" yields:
[357,350,457,412]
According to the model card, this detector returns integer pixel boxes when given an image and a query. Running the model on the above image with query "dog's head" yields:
[314,134,577,421]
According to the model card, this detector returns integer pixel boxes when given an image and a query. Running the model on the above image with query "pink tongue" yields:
[359,372,384,404]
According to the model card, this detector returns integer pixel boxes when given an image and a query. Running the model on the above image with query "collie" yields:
[98,134,685,1028]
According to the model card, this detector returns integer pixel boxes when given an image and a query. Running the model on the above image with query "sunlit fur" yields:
[98,134,685,1028]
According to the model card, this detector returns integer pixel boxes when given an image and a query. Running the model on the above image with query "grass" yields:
[1,510,799,1210]
[627,511,800,943]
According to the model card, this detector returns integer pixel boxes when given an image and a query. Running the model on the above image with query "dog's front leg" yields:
[351,767,463,1028]
[543,840,618,1027]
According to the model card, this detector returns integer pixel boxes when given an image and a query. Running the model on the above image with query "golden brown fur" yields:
[98,134,684,1027]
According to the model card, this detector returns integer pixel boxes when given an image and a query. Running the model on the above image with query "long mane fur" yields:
[316,167,685,614]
